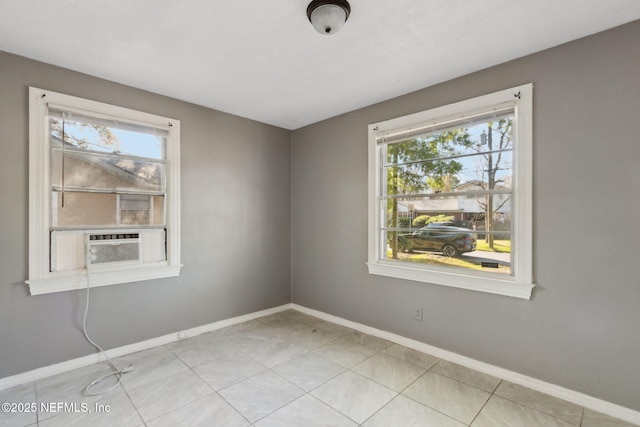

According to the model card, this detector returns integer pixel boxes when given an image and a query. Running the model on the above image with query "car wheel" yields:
[398,242,412,253]
[442,245,458,257]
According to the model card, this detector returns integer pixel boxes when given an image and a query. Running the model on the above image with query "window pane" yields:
[383,151,513,197]
[385,194,510,228]
[51,192,165,227]
[383,229,511,275]
[49,113,166,160]
[51,149,165,193]
[382,118,514,197]
[382,194,511,275]
[52,192,117,226]
[120,194,165,225]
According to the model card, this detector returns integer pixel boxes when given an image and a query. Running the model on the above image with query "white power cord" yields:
[82,268,134,396]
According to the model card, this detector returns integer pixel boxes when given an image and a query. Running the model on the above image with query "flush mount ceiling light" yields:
[306,0,351,35]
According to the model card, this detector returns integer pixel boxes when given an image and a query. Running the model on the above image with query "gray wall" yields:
[291,21,640,410]
[0,52,291,378]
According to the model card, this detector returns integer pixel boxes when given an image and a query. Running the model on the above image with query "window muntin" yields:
[368,84,534,299]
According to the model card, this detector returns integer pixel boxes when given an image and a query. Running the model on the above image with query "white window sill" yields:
[26,264,182,296]
[367,261,534,300]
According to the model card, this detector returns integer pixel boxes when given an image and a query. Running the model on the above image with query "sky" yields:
[51,117,165,160]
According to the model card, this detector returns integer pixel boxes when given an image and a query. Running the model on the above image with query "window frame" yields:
[27,87,182,295]
[367,84,534,299]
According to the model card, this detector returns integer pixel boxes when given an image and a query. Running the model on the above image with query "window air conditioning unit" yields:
[50,229,165,272]
[85,232,141,268]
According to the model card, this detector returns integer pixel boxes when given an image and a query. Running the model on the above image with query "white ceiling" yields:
[2,1,640,130]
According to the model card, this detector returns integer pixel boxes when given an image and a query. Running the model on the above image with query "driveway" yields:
[461,250,511,266]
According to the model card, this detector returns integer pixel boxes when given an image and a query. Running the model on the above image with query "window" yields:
[368,84,534,299]
[27,88,181,295]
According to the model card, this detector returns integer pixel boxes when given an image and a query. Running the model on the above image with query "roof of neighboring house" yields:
[51,136,162,191]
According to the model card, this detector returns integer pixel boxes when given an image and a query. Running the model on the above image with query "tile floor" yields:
[0,309,637,426]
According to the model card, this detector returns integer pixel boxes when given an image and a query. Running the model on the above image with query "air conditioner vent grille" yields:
[89,233,140,241]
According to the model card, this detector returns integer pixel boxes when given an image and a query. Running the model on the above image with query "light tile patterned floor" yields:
[0,309,637,426]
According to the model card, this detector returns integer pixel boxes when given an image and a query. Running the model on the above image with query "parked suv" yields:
[398,225,477,257]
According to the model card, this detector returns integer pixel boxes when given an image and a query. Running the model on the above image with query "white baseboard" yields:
[0,304,291,392]
[291,304,640,426]
[1,302,638,425]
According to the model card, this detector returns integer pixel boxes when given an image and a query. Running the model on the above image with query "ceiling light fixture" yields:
[306,0,351,35]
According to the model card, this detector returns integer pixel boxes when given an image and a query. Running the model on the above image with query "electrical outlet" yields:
[414,307,423,321]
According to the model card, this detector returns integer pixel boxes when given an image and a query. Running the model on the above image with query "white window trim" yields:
[367,84,535,299]
[27,87,182,295]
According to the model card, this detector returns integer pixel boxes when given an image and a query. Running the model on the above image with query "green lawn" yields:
[388,250,511,274]
[475,239,511,253]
